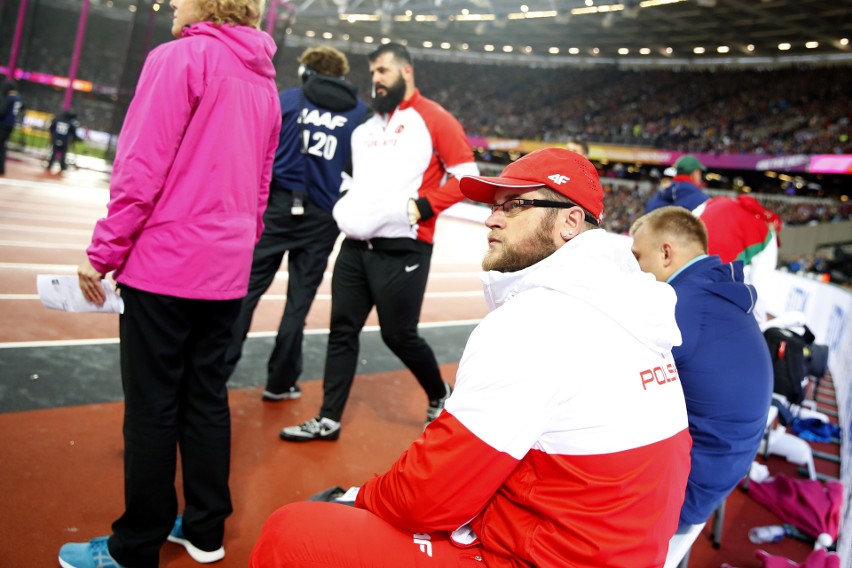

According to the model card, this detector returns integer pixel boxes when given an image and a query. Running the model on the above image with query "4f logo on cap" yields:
[548,174,570,185]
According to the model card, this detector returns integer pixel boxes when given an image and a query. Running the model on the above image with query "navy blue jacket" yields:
[645,178,708,213]
[50,115,80,147]
[670,256,773,526]
[1,93,22,127]
[273,75,369,213]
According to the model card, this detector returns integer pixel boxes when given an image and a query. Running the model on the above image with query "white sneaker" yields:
[280,417,341,442]
[167,516,225,564]
[425,382,453,426]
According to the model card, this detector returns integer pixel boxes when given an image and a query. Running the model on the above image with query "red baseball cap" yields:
[459,148,604,223]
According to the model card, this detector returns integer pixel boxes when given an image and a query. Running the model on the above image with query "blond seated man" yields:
[631,207,773,550]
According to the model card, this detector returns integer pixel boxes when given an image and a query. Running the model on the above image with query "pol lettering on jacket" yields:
[639,363,679,391]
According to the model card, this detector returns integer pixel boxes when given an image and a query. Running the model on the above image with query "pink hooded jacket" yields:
[87,22,281,300]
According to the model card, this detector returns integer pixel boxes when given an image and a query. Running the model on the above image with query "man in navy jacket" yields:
[225,46,370,399]
[630,205,773,531]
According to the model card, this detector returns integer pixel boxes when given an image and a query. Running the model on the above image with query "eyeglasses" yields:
[490,198,599,225]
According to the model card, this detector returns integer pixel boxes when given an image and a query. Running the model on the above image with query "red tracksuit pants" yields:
[250,501,486,567]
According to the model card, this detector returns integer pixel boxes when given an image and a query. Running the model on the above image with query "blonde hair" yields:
[299,46,350,77]
[198,0,264,28]
[631,206,709,253]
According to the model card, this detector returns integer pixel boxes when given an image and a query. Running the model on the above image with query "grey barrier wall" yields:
[779,221,852,261]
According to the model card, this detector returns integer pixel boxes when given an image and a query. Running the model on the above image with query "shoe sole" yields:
[262,391,302,402]
[279,430,340,442]
[167,534,225,564]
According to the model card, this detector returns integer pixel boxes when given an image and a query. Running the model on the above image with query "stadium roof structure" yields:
[277,0,852,67]
[49,0,852,68]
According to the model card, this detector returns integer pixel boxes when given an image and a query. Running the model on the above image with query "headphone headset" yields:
[298,64,317,83]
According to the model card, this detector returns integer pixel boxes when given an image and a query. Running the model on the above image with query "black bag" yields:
[763,326,815,405]
[305,485,355,507]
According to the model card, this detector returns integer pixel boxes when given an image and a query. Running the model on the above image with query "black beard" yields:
[372,77,406,114]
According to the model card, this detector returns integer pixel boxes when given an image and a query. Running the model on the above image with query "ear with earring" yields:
[561,231,574,240]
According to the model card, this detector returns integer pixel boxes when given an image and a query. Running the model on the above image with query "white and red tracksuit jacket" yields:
[332,88,479,244]
[356,230,692,567]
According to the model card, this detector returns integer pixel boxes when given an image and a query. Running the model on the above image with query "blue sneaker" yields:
[58,536,124,568]
[167,516,225,564]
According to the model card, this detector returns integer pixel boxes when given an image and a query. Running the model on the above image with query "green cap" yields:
[674,154,707,174]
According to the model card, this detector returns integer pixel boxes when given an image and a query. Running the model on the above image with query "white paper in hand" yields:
[37,275,124,314]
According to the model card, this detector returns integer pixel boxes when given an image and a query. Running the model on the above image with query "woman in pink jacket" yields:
[62,0,281,566]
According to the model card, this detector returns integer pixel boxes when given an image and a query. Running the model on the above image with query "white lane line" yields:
[0,337,121,349]
[0,240,85,250]
[0,224,94,236]
[0,211,97,225]
[262,291,483,301]
[0,319,483,349]
[0,262,78,271]
[0,177,109,197]
[272,271,482,280]
[0,290,484,301]
[0,263,482,279]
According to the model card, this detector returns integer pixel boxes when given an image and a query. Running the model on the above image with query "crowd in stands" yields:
[596,178,851,235]
[4,22,851,227]
[4,25,851,157]
[780,246,852,287]
[411,62,851,156]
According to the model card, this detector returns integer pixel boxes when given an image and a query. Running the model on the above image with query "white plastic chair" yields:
[758,402,817,481]
[663,522,706,568]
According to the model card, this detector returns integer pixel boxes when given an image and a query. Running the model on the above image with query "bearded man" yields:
[253,148,692,567]
[279,42,479,442]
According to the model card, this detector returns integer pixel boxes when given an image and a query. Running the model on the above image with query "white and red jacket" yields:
[356,230,692,567]
[332,89,478,244]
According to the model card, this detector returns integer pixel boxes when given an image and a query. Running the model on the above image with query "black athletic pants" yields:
[224,189,339,393]
[320,238,446,423]
[0,124,12,174]
[108,286,240,568]
[48,141,69,171]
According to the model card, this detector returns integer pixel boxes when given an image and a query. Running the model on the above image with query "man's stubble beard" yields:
[482,216,558,273]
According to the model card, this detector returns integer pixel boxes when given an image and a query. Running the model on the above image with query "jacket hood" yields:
[481,229,682,356]
[303,75,361,112]
[183,22,276,78]
[672,256,757,315]
[646,180,708,213]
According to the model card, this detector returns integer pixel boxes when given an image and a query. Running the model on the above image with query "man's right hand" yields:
[77,261,107,306]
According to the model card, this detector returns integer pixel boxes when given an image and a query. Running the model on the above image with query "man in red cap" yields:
[250,148,691,567]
